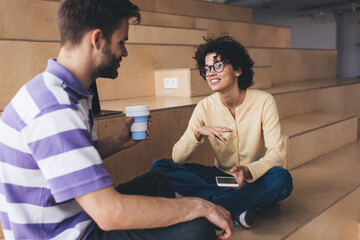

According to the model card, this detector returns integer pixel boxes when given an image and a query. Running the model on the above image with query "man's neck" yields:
[57,45,95,90]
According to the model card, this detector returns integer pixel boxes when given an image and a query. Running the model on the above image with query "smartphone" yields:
[215,176,239,187]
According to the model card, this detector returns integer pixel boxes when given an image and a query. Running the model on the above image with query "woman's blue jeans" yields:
[150,159,293,217]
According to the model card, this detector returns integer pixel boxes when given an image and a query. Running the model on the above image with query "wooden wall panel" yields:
[128,25,206,45]
[131,0,156,12]
[96,106,214,185]
[252,66,272,89]
[97,44,197,101]
[140,11,197,29]
[0,0,59,41]
[140,11,290,48]
[196,18,290,48]
[190,69,213,97]
[0,0,32,39]
[153,0,253,22]
[317,84,360,138]
[285,118,358,169]
[248,48,337,84]
[29,0,59,41]
[30,42,60,77]
[273,90,318,119]
[0,41,33,110]
[155,69,191,97]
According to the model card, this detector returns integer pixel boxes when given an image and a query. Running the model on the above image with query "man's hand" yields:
[230,165,252,189]
[198,199,233,239]
[98,115,151,159]
[115,116,151,150]
[194,126,233,146]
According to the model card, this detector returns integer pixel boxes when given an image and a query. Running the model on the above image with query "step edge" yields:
[283,114,358,139]
[282,184,360,240]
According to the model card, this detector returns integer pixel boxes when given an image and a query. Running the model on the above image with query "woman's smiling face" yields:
[204,52,241,93]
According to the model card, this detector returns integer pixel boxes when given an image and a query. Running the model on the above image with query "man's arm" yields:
[76,186,233,239]
[98,117,150,159]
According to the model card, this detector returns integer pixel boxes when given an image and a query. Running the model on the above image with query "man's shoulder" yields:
[9,72,74,125]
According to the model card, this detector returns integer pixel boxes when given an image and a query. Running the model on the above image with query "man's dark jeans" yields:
[86,171,217,240]
[151,159,293,217]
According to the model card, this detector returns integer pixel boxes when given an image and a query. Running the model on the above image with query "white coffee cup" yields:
[125,105,150,140]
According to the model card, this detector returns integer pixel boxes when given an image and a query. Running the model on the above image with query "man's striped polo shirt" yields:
[0,59,113,239]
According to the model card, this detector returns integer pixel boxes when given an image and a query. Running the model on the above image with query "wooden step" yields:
[128,25,206,45]
[0,40,59,111]
[132,0,253,22]
[1,0,287,48]
[266,78,360,119]
[248,48,337,85]
[317,81,360,140]
[2,0,251,41]
[154,68,212,97]
[0,0,206,45]
[97,47,338,103]
[40,0,253,23]
[0,38,338,111]
[229,140,360,240]
[140,11,291,48]
[99,78,360,117]
[281,112,358,169]
[153,66,272,98]
[0,0,60,41]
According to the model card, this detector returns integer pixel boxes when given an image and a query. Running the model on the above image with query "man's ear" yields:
[90,29,103,49]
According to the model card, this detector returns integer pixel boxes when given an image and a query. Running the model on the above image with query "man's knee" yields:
[180,218,217,240]
[150,158,175,171]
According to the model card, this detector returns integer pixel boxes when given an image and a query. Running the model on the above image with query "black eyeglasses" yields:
[201,61,225,77]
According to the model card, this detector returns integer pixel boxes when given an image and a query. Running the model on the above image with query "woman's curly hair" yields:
[194,35,254,90]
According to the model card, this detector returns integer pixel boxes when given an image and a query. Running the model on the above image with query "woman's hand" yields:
[230,165,252,189]
[194,126,233,146]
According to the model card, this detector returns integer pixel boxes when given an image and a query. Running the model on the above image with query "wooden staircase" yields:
[1,0,359,239]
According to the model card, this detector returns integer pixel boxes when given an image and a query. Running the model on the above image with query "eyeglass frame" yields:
[201,61,226,77]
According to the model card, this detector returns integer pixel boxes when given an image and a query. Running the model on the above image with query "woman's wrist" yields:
[194,129,202,142]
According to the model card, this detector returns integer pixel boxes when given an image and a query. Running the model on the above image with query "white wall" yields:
[253,11,337,49]
[253,10,360,78]
[336,11,360,78]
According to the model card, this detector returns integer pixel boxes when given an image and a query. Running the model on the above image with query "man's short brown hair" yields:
[56,0,140,46]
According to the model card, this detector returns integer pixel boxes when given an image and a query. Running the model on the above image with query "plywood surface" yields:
[153,0,253,22]
[0,0,59,40]
[287,184,360,240]
[140,11,290,48]
[229,141,360,240]
[281,112,357,138]
[97,44,197,101]
[96,106,215,184]
[285,117,357,169]
[100,96,203,113]
[248,48,337,84]
[0,41,33,110]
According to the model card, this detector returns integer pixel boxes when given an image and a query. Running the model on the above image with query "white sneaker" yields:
[233,208,255,229]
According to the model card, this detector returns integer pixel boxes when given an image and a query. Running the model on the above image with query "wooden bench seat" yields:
[229,140,360,240]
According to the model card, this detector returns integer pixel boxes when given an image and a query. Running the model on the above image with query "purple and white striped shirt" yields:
[0,59,113,240]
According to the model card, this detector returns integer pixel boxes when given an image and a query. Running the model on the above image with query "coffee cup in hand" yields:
[125,105,150,140]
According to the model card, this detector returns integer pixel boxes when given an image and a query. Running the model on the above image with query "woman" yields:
[151,35,293,229]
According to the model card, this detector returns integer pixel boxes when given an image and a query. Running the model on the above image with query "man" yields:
[0,0,233,239]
